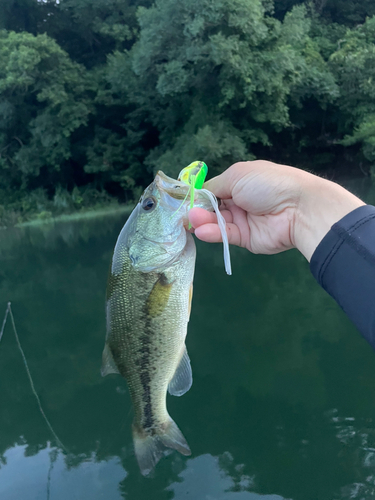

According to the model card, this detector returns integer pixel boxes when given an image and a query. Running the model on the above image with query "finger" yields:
[188,207,233,228]
[188,208,214,228]
[194,222,242,247]
[203,162,249,199]
[204,173,233,200]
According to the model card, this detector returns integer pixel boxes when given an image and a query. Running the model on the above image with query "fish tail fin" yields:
[132,418,191,476]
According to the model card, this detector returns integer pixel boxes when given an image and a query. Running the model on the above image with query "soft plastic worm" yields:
[199,188,232,276]
[177,161,232,275]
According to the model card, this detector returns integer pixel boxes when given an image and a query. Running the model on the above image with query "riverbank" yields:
[0,203,134,230]
[17,204,133,227]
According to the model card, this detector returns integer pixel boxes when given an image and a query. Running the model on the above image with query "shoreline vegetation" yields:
[0,202,133,229]
[4,172,373,231]
[1,1,375,225]
[14,203,133,229]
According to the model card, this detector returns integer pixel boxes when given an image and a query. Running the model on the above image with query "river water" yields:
[1,183,375,500]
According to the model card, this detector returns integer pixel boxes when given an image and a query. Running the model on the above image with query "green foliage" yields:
[0,30,93,186]
[273,0,375,25]
[318,0,375,26]
[0,0,47,33]
[55,0,146,65]
[148,121,251,178]
[122,1,340,172]
[1,0,375,224]
[0,184,115,227]
[330,17,375,165]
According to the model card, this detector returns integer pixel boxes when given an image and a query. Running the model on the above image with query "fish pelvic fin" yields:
[101,344,120,377]
[132,418,191,476]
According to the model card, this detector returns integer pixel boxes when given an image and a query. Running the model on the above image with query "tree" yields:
[107,1,337,177]
[1,0,375,223]
[0,30,93,196]
[330,17,375,170]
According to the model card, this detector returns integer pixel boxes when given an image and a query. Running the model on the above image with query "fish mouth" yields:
[155,170,214,214]
[155,171,190,200]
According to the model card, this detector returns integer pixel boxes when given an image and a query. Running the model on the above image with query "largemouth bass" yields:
[102,171,213,476]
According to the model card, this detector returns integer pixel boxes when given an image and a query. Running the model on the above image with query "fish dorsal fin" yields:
[101,344,120,377]
[168,346,192,397]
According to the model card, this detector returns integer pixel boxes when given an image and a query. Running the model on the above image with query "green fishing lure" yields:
[178,161,208,225]
[176,160,232,275]
[178,161,208,189]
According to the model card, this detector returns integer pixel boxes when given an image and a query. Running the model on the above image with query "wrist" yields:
[293,173,365,261]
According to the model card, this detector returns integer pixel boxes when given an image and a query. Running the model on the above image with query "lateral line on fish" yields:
[0,302,68,453]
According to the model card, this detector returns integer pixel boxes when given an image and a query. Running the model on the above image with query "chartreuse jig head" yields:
[177,161,232,276]
[178,161,208,216]
[178,161,208,189]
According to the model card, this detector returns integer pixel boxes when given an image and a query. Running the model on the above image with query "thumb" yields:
[203,161,267,199]
[203,167,237,199]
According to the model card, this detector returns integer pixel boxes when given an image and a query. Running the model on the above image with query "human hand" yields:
[189,160,365,261]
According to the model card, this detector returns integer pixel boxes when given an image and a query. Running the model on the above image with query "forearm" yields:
[310,205,375,348]
[293,172,365,261]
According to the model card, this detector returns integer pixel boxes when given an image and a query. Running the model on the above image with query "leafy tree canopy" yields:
[0,30,93,187]
[0,0,375,223]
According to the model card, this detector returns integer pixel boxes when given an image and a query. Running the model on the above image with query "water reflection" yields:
[0,206,375,499]
[326,409,375,499]
[0,208,129,256]
[0,444,124,500]
[167,453,287,500]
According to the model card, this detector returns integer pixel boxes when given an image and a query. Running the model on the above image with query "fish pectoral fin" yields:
[168,346,193,397]
[101,344,120,377]
[146,273,173,317]
[188,282,193,321]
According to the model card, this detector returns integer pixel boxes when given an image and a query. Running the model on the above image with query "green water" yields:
[1,200,375,500]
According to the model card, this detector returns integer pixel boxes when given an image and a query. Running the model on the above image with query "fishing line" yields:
[0,302,68,453]
[0,303,9,342]
[170,185,191,219]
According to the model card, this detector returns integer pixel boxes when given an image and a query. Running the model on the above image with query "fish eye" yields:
[141,196,157,212]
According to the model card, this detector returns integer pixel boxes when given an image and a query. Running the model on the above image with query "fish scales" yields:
[106,238,194,430]
[102,171,213,476]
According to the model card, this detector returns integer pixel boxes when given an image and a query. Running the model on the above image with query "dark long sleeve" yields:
[310,205,375,348]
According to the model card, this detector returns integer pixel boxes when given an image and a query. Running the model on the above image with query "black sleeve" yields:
[310,205,375,349]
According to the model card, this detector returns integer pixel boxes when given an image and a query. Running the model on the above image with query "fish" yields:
[101,170,213,476]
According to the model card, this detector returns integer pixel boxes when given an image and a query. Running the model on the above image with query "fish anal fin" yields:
[146,273,173,317]
[168,346,192,397]
[101,344,120,377]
